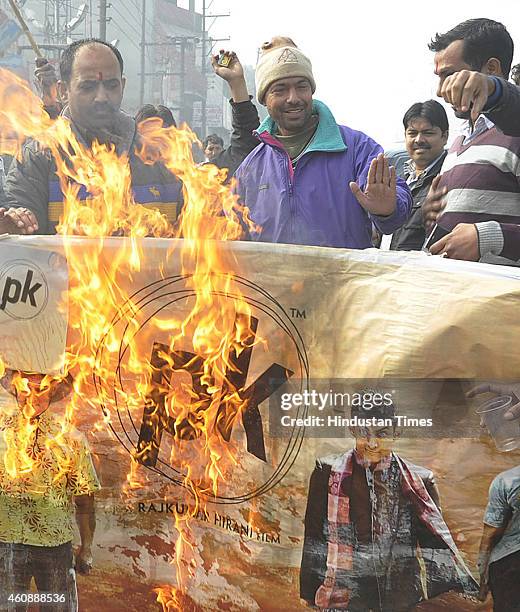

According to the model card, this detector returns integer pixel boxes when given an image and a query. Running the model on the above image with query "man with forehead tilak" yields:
[0,371,99,612]
[1,39,182,235]
[300,397,478,611]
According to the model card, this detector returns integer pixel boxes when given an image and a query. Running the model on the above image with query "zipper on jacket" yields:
[285,156,294,197]
[284,154,297,241]
[257,131,297,239]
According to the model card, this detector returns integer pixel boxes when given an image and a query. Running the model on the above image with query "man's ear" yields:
[121,75,126,95]
[57,80,69,105]
[483,57,502,77]
[441,130,449,146]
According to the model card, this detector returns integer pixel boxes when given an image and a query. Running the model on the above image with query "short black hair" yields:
[512,63,520,85]
[60,38,124,84]
[203,134,224,149]
[135,104,176,128]
[403,100,449,134]
[428,18,514,78]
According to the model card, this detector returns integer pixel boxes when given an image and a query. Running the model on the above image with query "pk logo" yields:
[136,313,293,466]
[96,272,309,501]
[0,261,48,320]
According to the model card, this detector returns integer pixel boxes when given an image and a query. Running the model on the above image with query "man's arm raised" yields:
[208,51,260,177]
[210,51,250,103]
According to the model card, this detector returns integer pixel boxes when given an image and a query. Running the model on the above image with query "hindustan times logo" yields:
[280,390,393,412]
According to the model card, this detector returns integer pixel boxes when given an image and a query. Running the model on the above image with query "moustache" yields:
[91,103,117,114]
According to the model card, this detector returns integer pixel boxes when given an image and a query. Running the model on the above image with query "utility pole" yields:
[142,37,198,121]
[139,0,146,106]
[201,0,207,139]
[54,1,60,43]
[43,0,67,46]
[98,0,107,41]
[179,38,186,123]
[200,1,230,139]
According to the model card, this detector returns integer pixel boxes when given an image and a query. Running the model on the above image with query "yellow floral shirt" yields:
[0,409,100,546]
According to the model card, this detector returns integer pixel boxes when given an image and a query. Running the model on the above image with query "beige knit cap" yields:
[255,45,316,105]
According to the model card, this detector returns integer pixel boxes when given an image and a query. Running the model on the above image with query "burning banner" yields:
[1,237,520,611]
[0,65,519,612]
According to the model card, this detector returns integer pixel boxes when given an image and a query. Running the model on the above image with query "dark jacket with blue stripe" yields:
[4,107,182,234]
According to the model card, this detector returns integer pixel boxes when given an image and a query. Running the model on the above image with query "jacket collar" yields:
[60,105,137,156]
[256,99,347,154]
[404,150,447,184]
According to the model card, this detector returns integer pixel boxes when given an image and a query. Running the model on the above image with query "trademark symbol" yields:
[290,307,306,319]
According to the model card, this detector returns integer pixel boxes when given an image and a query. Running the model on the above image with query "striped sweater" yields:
[438,123,520,265]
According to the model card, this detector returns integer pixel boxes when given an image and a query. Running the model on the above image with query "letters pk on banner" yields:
[0,239,68,374]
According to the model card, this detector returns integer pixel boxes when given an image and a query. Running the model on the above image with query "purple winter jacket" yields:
[234,100,412,248]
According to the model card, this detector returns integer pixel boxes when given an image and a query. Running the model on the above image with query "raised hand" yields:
[34,58,60,112]
[210,50,244,83]
[349,153,396,217]
[34,57,57,90]
[210,50,249,103]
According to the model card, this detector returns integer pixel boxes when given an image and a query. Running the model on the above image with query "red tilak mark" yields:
[97,72,103,81]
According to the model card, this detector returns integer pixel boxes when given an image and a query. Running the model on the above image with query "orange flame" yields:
[0,66,261,609]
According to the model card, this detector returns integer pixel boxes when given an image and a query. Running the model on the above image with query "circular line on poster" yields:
[93,272,310,503]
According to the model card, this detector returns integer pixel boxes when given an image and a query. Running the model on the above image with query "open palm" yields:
[350,153,397,216]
